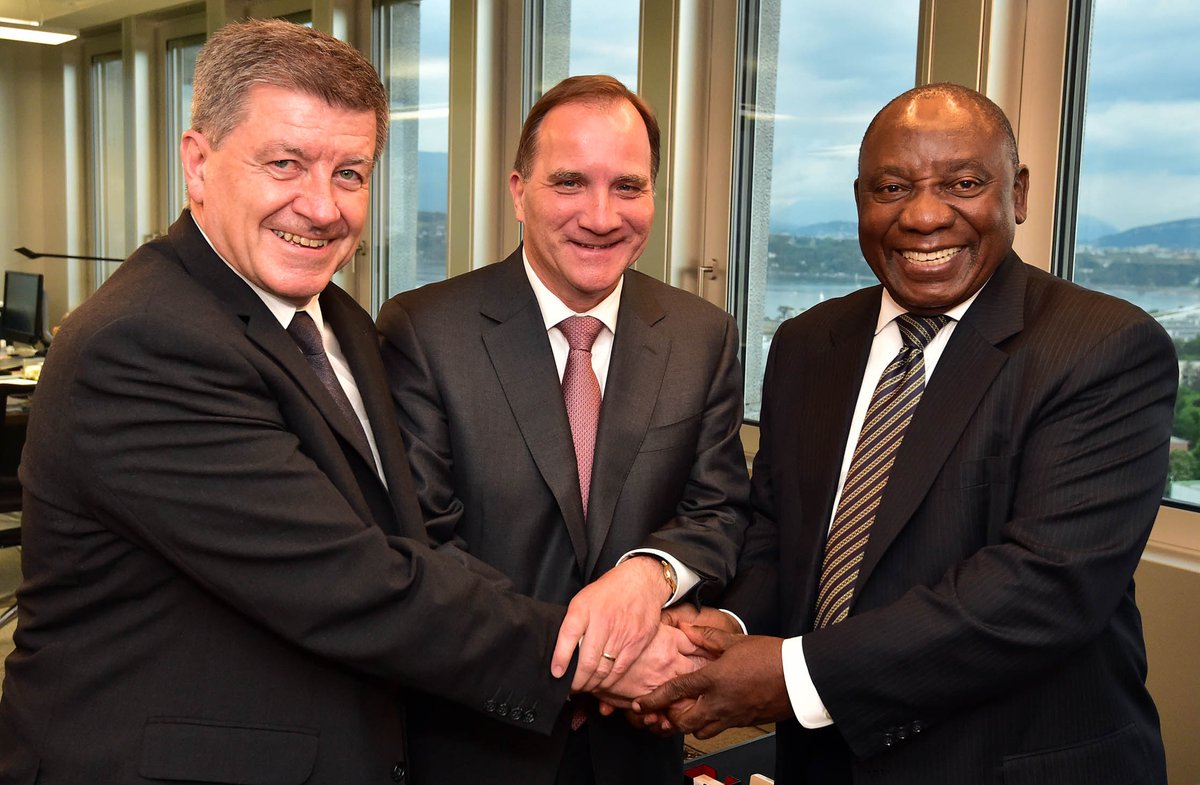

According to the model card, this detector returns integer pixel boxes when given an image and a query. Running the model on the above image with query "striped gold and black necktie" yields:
[814,312,951,629]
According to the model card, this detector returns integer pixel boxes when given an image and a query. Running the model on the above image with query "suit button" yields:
[911,720,924,734]
[484,700,496,712]
[523,710,536,724]
[882,732,894,747]
[897,726,909,741]
[390,763,406,782]
[498,703,509,717]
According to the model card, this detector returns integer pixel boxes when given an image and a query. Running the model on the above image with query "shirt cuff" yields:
[781,636,834,728]
[618,549,700,606]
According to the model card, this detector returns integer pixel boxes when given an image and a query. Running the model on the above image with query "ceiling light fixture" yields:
[0,16,77,45]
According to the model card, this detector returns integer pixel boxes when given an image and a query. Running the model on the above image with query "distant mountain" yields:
[1091,217,1200,250]
[1075,214,1119,244]
[766,213,1200,252]
[772,219,858,239]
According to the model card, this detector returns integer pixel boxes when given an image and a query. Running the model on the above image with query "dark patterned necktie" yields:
[287,311,373,460]
[558,316,605,520]
[814,313,951,628]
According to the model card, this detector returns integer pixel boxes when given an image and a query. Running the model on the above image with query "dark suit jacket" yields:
[377,248,750,785]
[724,254,1174,784]
[0,213,572,785]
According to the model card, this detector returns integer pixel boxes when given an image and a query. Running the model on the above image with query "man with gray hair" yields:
[0,20,611,783]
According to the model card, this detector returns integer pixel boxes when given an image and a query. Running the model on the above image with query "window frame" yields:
[83,33,126,291]
[158,14,206,227]
[1048,0,1200,562]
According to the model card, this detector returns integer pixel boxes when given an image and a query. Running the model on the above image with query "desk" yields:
[0,378,34,476]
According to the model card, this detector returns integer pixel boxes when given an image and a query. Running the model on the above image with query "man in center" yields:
[377,75,749,784]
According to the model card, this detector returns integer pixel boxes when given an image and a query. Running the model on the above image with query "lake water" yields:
[762,279,1200,322]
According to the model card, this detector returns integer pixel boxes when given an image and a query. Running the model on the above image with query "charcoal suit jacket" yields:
[724,253,1174,784]
[0,213,572,785]
[377,248,750,785]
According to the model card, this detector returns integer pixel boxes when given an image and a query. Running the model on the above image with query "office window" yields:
[1061,0,1200,506]
[373,0,450,297]
[530,0,640,98]
[278,11,312,25]
[165,33,204,220]
[731,0,921,420]
[89,51,126,286]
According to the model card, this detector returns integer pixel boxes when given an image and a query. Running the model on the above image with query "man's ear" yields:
[180,130,210,205]
[1012,164,1030,225]
[509,171,526,224]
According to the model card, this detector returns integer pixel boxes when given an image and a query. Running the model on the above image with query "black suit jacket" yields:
[724,254,1174,784]
[377,249,750,785]
[0,213,572,785]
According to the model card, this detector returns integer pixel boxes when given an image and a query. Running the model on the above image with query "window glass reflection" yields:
[375,0,451,298]
[1068,0,1200,503]
[733,0,920,420]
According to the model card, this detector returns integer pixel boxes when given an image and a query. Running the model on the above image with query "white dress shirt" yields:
[781,286,980,728]
[522,254,699,605]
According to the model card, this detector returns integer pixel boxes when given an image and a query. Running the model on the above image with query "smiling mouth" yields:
[901,247,964,263]
[571,239,618,251]
[274,230,329,249]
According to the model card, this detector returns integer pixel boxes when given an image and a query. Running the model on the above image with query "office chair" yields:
[0,385,24,629]
[0,521,17,628]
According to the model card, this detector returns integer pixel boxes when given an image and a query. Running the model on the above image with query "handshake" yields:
[545,556,793,738]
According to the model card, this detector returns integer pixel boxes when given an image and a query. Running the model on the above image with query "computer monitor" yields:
[1,271,45,347]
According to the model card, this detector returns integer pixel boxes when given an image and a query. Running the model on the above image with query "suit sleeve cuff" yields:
[782,636,834,729]
[618,549,699,606]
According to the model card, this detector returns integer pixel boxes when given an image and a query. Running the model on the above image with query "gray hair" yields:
[191,19,388,159]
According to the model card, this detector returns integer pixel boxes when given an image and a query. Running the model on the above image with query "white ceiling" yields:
[1,0,186,32]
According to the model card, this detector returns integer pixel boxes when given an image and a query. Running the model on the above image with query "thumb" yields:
[681,623,737,656]
[660,604,698,629]
[633,670,709,713]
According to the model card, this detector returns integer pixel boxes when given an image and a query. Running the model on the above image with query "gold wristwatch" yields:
[660,559,678,597]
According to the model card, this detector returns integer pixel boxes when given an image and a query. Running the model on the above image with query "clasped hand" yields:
[551,557,698,695]
[549,561,751,734]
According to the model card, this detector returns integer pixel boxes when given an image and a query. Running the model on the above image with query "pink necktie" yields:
[558,316,604,519]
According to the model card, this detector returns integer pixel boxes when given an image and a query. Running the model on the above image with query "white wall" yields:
[0,39,82,329]
[1136,558,1200,784]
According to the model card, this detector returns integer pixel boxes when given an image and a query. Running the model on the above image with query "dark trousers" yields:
[555,722,597,785]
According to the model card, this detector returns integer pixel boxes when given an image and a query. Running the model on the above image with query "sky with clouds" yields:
[1077,0,1199,232]
[759,0,1199,235]
[407,0,1195,236]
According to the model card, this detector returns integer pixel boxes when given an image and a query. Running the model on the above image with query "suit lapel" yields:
[584,273,670,577]
[480,253,590,573]
[167,211,389,530]
[322,289,425,533]
[855,255,1027,594]
[170,213,324,409]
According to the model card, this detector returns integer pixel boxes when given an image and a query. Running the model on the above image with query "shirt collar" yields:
[874,281,984,335]
[194,217,322,329]
[522,248,623,334]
